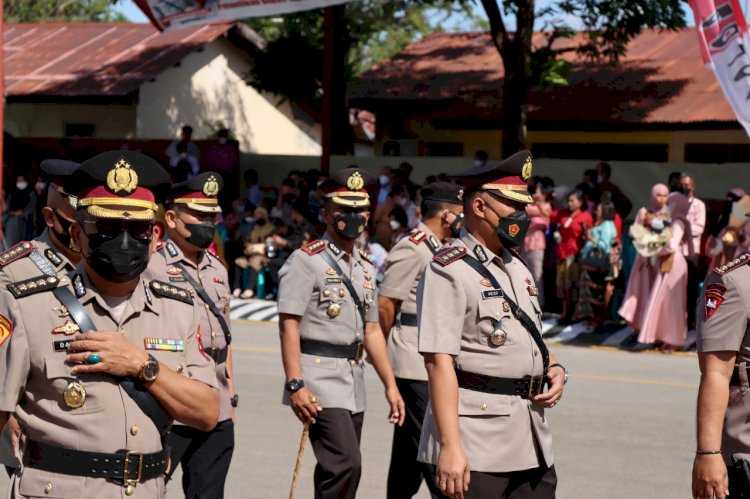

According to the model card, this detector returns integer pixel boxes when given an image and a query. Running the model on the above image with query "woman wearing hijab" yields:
[635,191,690,351]
[618,184,669,333]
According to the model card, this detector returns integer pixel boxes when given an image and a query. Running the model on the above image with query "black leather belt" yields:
[456,368,546,399]
[300,338,364,361]
[730,365,750,386]
[204,347,228,364]
[24,440,169,484]
[400,313,418,327]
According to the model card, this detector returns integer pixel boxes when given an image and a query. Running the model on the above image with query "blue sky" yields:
[114,0,695,28]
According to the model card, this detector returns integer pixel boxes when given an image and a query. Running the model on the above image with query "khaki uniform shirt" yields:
[145,240,233,423]
[379,222,441,382]
[697,254,750,464]
[0,230,77,468]
[0,269,217,499]
[277,233,378,413]
[416,231,553,473]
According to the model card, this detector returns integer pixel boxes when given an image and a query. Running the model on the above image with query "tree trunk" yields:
[321,4,352,173]
[482,0,534,157]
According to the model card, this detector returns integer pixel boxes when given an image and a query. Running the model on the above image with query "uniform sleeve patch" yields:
[149,280,193,305]
[712,253,750,276]
[0,314,11,347]
[301,240,327,256]
[704,282,727,321]
[409,230,426,245]
[0,241,34,266]
[433,246,467,266]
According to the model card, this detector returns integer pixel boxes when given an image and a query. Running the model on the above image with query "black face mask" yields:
[182,220,215,249]
[52,212,76,251]
[485,204,531,248]
[256,219,267,227]
[85,231,150,283]
[333,212,366,240]
[448,211,463,238]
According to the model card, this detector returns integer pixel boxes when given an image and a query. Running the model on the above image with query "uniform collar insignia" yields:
[474,245,488,263]
[73,274,86,297]
[327,242,342,256]
[166,242,179,258]
[44,248,63,266]
[144,280,153,305]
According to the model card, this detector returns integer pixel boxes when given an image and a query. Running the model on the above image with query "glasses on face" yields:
[81,220,155,241]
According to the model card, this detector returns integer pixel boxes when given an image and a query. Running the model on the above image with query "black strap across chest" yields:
[52,284,172,445]
[318,249,368,328]
[460,254,550,370]
[172,261,232,345]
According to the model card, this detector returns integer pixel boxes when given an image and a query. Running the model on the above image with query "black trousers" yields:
[309,408,364,499]
[166,419,235,499]
[464,466,557,499]
[387,378,444,499]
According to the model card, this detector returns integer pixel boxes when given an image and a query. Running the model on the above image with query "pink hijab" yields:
[651,184,669,213]
[668,191,691,219]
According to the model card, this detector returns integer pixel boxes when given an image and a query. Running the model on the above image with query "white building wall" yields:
[137,38,321,155]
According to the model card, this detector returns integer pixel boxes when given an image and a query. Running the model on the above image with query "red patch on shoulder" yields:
[704,283,727,321]
[0,314,12,346]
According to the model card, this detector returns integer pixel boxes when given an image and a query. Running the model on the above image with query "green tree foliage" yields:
[245,1,481,108]
[477,0,686,154]
[5,0,126,23]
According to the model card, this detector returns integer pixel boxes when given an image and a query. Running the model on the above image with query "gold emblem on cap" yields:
[521,156,533,181]
[106,159,139,195]
[346,172,364,191]
[203,175,220,197]
[457,189,464,201]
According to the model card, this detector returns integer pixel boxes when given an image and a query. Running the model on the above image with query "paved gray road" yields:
[1,320,700,498]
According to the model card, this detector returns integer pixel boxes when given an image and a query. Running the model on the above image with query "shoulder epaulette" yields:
[149,280,193,305]
[433,246,467,266]
[409,230,426,245]
[358,249,373,265]
[6,274,60,298]
[713,253,750,276]
[0,241,35,266]
[301,240,327,256]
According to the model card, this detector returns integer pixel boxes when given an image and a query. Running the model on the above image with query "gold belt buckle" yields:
[528,375,544,398]
[354,342,364,362]
[123,450,144,484]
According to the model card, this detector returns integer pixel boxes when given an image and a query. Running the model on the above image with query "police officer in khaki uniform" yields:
[692,253,750,499]
[379,181,464,499]
[0,160,82,474]
[417,152,567,499]
[146,172,236,498]
[0,150,219,499]
[278,167,405,499]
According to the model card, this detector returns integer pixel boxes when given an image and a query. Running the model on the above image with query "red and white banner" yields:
[135,0,351,32]
[690,0,750,136]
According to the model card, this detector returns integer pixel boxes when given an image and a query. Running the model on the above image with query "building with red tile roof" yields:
[349,29,750,163]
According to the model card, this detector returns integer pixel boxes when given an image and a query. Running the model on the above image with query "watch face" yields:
[143,361,160,381]
[288,379,302,392]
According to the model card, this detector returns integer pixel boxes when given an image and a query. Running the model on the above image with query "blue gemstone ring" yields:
[87,353,102,364]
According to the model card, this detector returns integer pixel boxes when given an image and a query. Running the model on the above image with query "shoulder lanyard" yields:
[461,254,550,370]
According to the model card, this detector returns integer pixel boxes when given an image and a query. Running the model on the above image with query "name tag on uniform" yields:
[325,277,342,284]
[169,276,187,283]
[482,289,503,299]
[144,337,185,352]
[53,339,74,352]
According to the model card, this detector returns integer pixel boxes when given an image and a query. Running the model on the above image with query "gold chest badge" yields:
[327,303,341,318]
[490,324,507,346]
[63,380,87,408]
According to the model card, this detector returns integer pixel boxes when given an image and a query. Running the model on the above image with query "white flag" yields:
[690,0,750,137]
[136,0,352,32]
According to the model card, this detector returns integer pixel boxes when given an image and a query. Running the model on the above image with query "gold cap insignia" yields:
[106,159,139,195]
[203,175,220,197]
[346,172,364,191]
[457,189,464,201]
[521,157,533,182]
